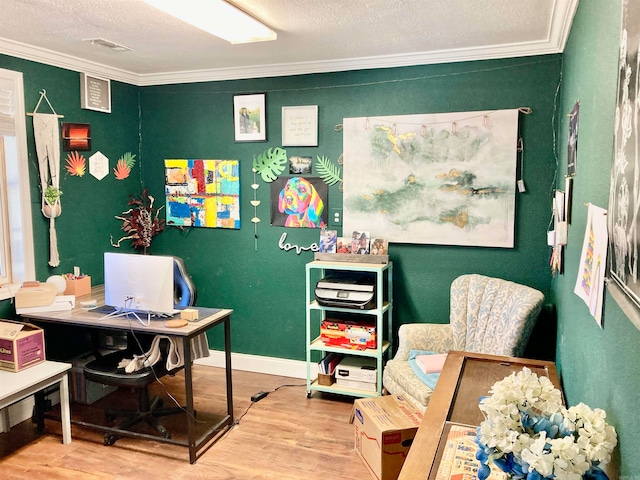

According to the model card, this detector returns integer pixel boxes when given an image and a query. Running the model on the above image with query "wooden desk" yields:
[0,360,72,444]
[20,285,233,464]
[398,351,561,480]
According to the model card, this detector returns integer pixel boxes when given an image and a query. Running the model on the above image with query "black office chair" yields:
[84,256,197,446]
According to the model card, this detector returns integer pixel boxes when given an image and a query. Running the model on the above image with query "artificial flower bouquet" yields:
[475,367,617,480]
[111,188,165,254]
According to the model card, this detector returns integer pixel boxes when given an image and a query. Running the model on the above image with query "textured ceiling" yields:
[0,0,578,86]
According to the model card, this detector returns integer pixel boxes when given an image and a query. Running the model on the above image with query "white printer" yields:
[314,273,376,310]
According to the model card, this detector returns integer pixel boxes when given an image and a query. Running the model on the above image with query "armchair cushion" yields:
[392,323,454,361]
[407,350,440,389]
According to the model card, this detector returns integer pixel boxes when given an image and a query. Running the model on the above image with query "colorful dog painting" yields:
[273,176,327,228]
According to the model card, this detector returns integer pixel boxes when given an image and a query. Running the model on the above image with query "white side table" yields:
[0,360,72,444]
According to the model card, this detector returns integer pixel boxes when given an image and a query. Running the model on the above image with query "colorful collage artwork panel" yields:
[165,159,240,229]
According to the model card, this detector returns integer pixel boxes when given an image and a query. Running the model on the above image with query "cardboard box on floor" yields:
[353,395,423,480]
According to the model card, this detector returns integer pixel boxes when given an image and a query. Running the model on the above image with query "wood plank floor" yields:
[0,365,376,480]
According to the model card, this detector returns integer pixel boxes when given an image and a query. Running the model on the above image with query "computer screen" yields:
[104,252,175,316]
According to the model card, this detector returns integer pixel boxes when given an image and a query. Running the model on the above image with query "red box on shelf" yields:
[320,318,377,350]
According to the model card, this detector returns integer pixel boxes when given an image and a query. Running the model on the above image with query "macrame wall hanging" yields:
[28,89,64,267]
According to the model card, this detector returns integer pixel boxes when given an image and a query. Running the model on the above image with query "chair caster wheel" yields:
[104,433,117,446]
[158,426,171,439]
[306,392,311,398]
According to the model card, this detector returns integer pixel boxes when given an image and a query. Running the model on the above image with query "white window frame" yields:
[0,68,35,300]
[0,138,10,284]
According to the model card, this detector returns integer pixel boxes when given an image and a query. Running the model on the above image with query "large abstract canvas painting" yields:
[342,109,519,247]
[165,159,240,229]
[609,0,640,308]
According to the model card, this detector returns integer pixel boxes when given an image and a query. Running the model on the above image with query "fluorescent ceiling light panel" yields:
[142,0,277,44]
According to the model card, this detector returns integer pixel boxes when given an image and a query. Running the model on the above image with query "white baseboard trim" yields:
[196,350,314,379]
[8,351,312,428]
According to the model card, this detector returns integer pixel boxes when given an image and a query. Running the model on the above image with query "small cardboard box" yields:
[353,395,423,480]
[180,308,199,321]
[0,319,46,372]
[64,276,91,297]
[317,373,335,386]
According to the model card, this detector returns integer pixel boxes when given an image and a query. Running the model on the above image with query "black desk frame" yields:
[21,293,233,464]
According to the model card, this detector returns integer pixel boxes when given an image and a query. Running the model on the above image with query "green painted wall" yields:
[554,0,636,474]
[140,57,560,357]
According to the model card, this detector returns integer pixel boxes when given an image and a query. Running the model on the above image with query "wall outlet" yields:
[330,208,342,227]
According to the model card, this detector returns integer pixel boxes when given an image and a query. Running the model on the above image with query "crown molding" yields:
[135,41,566,86]
[0,0,577,87]
[0,38,139,85]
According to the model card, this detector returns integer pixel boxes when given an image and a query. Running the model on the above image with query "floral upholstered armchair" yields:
[382,274,545,412]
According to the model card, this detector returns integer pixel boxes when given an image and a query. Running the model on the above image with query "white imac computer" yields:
[104,252,176,323]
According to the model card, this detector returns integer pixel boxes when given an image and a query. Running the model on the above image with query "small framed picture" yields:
[282,105,318,146]
[289,155,312,174]
[371,238,388,255]
[233,93,267,142]
[80,73,111,113]
[336,237,351,253]
[319,229,337,253]
[351,230,371,255]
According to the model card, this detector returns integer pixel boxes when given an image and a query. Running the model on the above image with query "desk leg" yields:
[183,337,196,464]
[225,317,233,422]
[0,407,9,433]
[59,374,72,445]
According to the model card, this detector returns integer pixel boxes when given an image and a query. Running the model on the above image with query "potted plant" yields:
[42,184,62,218]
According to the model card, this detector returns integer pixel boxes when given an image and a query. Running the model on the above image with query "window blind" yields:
[0,78,15,136]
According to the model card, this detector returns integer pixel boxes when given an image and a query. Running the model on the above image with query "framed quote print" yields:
[282,105,318,146]
[80,73,111,113]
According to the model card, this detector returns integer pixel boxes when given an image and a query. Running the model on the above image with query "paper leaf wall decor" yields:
[65,151,86,177]
[315,155,342,186]
[113,159,130,180]
[252,147,287,182]
[112,152,136,180]
[122,152,136,168]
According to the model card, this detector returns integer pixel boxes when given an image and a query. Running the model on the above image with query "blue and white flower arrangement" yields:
[475,367,617,480]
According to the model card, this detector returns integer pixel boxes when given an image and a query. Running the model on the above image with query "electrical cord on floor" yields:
[215,383,307,442]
